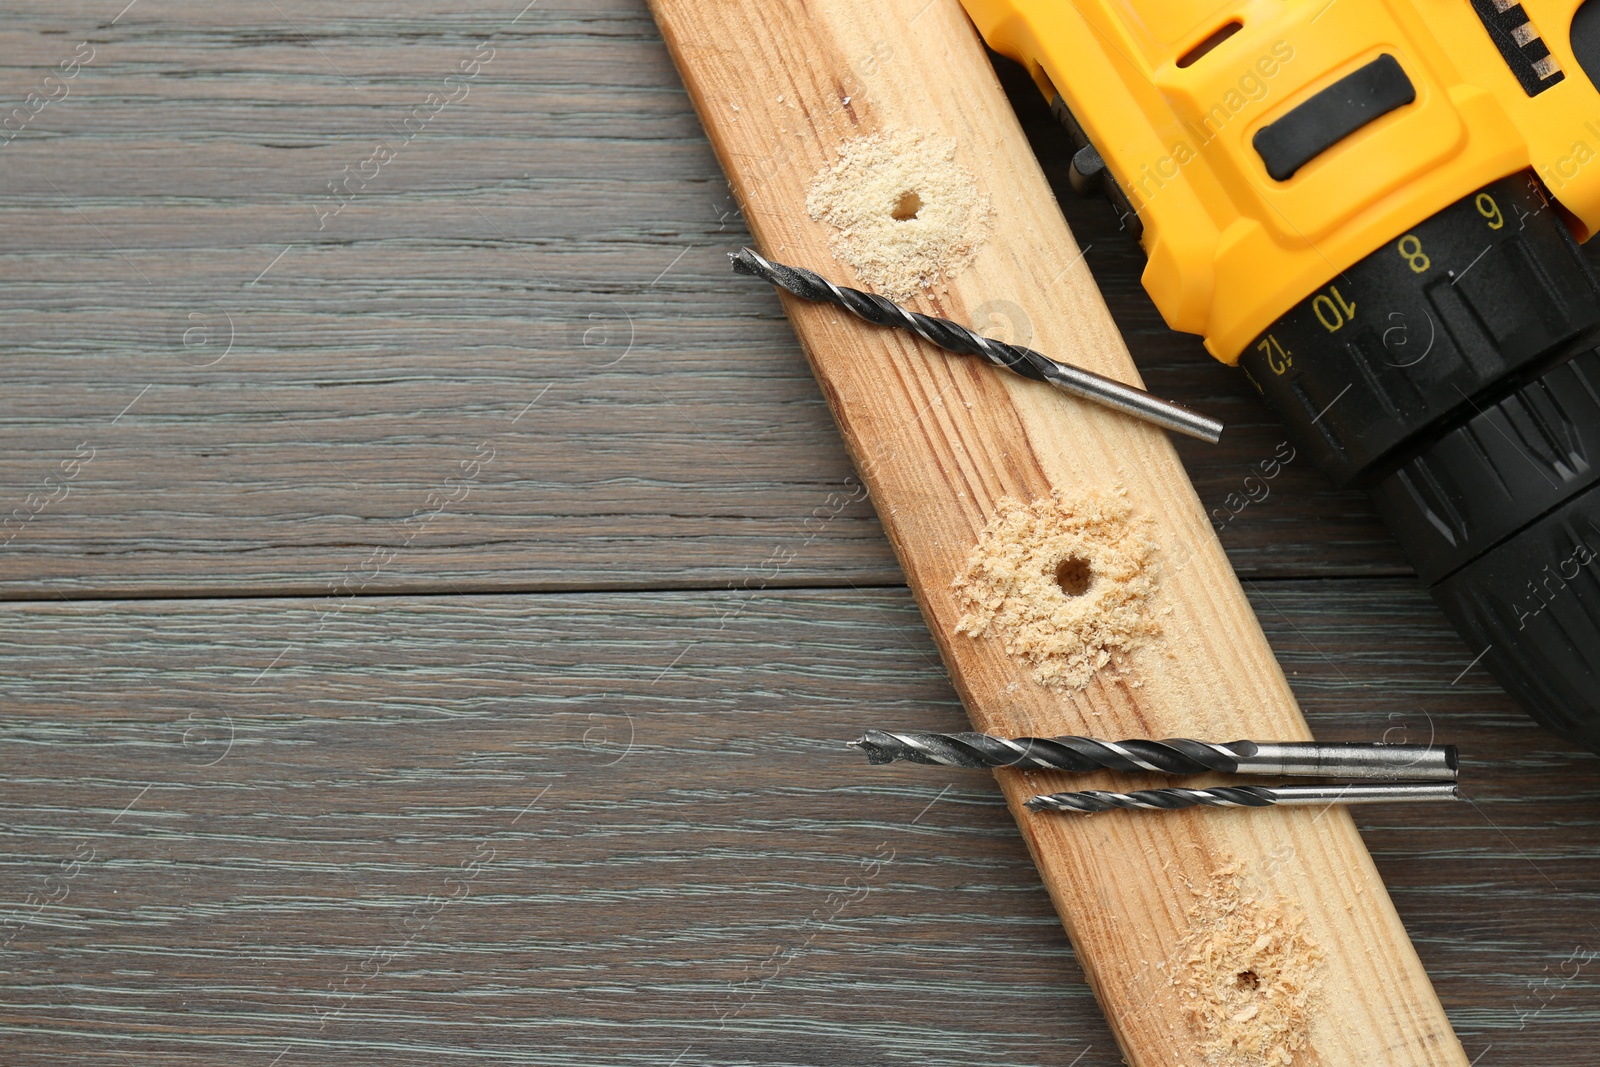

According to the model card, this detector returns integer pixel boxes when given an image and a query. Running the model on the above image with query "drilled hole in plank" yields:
[1054,555,1093,597]
[890,190,924,221]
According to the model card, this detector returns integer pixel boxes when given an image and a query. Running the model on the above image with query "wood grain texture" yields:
[0,586,1596,1066]
[646,1,1461,1062]
[0,2,1597,1065]
[0,0,1416,601]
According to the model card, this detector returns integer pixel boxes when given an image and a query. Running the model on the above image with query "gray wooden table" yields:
[1,3,1596,1064]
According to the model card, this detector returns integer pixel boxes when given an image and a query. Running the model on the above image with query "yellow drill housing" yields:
[961,0,1600,362]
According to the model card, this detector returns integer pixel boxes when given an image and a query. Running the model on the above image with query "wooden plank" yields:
[0,0,1411,599]
[0,585,1593,1065]
[646,1,1466,1062]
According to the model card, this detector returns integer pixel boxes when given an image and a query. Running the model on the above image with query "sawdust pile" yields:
[805,129,993,301]
[951,488,1160,691]
[1171,863,1325,1066]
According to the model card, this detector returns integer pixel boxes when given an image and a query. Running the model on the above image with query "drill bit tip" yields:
[843,737,888,764]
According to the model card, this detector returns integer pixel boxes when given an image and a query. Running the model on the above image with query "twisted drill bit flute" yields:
[1026,781,1462,813]
[730,248,1224,444]
[850,729,1459,781]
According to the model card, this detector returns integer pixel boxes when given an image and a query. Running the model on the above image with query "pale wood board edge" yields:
[646,1,1467,1063]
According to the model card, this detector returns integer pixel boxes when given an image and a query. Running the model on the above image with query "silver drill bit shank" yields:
[850,729,1458,781]
[731,248,1224,444]
[1025,781,1462,814]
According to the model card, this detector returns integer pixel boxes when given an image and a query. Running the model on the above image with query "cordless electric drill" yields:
[959,0,1600,750]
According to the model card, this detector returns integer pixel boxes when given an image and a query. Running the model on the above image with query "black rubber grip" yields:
[1252,54,1415,181]
[1372,349,1600,586]
[1431,482,1600,751]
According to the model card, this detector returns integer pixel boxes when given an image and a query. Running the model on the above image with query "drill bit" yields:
[849,729,1458,781]
[729,247,1224,444]
[1026,781,1461,813]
